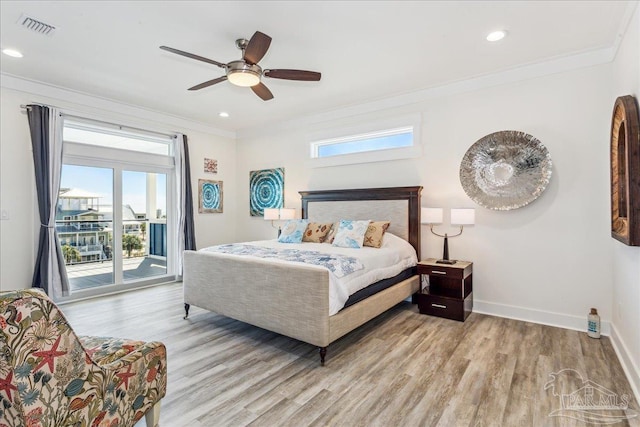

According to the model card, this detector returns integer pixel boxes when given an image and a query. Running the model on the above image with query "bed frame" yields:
[182,186,422,364]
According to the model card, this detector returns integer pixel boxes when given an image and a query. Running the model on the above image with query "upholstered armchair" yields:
[0,289,167,427]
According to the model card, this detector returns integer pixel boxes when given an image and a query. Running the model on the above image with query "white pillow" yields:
[332,220,371,249]
[278,219,309,243]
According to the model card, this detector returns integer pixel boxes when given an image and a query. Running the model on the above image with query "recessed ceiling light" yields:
[2,48,23,58]
[486,30,507,42]
[218,112,229,118]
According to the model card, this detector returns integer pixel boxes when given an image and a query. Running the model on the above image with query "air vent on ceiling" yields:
[17,14,56,36]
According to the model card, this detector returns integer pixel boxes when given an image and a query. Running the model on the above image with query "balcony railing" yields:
[74,244,104,254]
[59,219,168,291]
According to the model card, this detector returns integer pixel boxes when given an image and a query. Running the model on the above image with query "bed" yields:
[182,186,422,364]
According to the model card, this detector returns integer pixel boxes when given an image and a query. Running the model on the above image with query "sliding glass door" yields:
[122,171,167,282]
[59,165,115,291]
[59,118,175,298]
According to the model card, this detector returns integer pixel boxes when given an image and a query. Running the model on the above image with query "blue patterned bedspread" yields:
[202,244,364,278]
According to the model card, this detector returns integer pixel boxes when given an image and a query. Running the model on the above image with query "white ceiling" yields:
[0,1,635,133]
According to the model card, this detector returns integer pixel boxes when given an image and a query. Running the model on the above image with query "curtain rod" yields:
[20,104,178,139]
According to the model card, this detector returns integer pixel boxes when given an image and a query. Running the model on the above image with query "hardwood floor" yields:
[61,283,639,427]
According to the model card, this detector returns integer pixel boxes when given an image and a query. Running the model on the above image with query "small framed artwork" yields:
[249,167,284,217]
[199,179,223,213]
[610,95,639,246]
[204,158,218,174]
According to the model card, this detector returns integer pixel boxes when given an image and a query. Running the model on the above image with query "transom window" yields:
[308,115,422,168]
[312,126,414,158]
[64,119,172,156]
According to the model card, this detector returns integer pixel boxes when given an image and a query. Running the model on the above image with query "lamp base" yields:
[437,235,456,264]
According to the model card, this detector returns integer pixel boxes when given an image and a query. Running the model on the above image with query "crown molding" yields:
[236,3,640,140]
[611,2,640,62]
[0,72,236,139]
[236,43,617,140]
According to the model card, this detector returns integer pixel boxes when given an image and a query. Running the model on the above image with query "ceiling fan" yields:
[160,31,321,101]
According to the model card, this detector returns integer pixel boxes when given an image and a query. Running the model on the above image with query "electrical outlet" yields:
[0,209,8,220]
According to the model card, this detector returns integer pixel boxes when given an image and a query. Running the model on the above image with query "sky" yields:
[61,165,167,216]
[317,130,412,157]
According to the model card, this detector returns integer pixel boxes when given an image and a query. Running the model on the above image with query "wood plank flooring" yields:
[61,283,639,427]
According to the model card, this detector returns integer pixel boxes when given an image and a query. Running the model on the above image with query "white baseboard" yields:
[610,324,640,403]
[473,299,611,336]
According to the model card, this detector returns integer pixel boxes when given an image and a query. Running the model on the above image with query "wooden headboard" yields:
[299,186,423,259]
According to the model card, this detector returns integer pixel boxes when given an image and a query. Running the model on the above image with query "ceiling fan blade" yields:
[243,31,272,65]
[160,46,226,69]
[188,76,228,91]
[264,69,321,81]
[251,82,274,101]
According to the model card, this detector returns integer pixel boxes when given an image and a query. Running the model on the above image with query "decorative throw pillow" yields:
[323,222,341,244]
[363,221,391,248]
[332,220,371,249]
[278,219,309,243]
[302,222,333,243]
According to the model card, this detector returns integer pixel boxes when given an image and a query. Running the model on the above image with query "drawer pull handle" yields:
[431,271,447,275]
[431,303,447,309]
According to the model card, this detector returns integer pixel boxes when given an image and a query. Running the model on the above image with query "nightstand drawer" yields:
[417,264,464,279]
[416,293,470,322]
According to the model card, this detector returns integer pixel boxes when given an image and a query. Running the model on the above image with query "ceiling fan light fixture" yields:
[161,31,320,101]
[227,69,261,87]
[226,61,262,87]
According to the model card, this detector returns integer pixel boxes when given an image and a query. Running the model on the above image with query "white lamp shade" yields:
[422,207,443,224]
[279,208,296,220]
[263,208,279,220]
[451,208,475,225]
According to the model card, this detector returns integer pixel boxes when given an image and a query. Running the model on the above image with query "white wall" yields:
[236,63,614,334]
[610,5,640,399]
[0,82,236,291]
[0,88,35,292]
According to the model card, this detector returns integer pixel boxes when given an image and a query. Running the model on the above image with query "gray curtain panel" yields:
[182,135,197,251]
[176,133,196,276]
[27,104,70,298]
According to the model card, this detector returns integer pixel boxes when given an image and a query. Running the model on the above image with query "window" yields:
[64,120,171,155]
[58,116,175,299]
[312,126,414,158]
[308,114,421,168]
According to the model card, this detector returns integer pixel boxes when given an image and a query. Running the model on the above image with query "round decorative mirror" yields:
[459,130,552,210]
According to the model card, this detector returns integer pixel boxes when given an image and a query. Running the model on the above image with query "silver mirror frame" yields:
[460,130,552,211]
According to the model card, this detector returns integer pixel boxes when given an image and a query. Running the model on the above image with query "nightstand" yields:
[416,258,473,321]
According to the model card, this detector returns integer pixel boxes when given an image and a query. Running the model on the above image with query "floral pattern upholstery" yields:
[0,288,166,427]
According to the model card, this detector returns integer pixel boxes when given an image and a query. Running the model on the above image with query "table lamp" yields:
[264,208,296,236]
[421,207,475,264]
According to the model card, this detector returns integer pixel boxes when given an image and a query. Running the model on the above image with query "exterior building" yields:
[56,188,144,262]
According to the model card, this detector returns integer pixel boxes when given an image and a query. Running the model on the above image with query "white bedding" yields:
[200,233,417,315]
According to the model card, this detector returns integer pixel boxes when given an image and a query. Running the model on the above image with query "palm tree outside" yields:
[62,244,81,264]
[122,234,143,258]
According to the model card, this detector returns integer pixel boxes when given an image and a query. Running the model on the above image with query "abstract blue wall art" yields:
[249,168,284,217]
[199,179,223,213]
